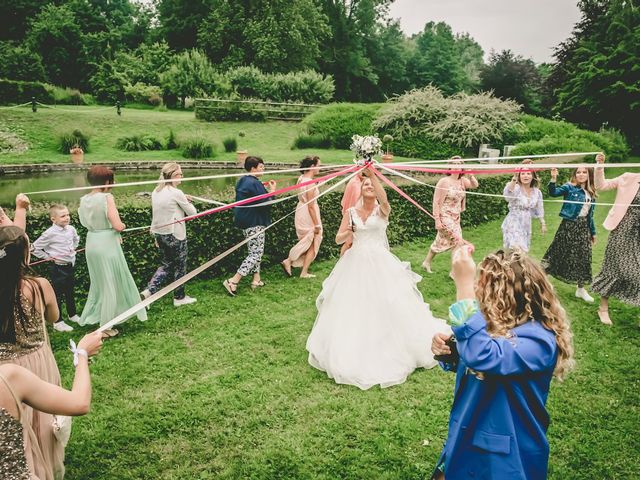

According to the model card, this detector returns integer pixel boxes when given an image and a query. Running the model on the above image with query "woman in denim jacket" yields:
[541,166,597,302]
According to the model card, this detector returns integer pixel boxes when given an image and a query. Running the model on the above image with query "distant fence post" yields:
[31,97,37,113]
[116,101,122,116]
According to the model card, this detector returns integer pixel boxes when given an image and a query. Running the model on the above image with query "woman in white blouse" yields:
[141,163,198,306]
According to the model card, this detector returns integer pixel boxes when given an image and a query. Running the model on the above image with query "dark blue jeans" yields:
[147,234,188,299]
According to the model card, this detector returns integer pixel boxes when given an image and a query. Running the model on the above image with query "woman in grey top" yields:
[141,163,198,307]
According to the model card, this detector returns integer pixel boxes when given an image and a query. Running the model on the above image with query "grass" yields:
[48,187,639,479]
[0,106,415,166]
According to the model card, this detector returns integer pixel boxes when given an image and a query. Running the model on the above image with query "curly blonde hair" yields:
[475,249,575,380]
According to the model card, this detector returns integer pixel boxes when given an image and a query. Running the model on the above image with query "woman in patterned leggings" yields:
[223,156,276,296]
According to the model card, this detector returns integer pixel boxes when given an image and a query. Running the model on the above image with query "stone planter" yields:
[70,152,84,164]
[236,150,248,166]
[381,153,394,163]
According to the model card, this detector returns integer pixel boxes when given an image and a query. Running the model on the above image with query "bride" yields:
[306,167,451,390]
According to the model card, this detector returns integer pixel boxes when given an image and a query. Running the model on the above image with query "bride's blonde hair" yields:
[475,249,575,380]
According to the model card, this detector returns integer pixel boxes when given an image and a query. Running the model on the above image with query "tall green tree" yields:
[0,0,48,42]
[480,50,543,114]
[407,21,466,95]
[26,4,86,88]
[455,33,484,92]
[550,0,640,148]
[198,0,328,73]
[157,0,213,51]
[315,0,392,101]
[366,20,412,100]
[0,42,47,82]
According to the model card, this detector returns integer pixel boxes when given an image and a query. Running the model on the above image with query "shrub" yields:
[47,86,95,105]
[301,103,384,149]
[222,137,238,152]
[510,115,629,161]
[182,138,215,159]
[116,134,163,152]
[166,130,179,150]
[292,134,332,150]
[195,100,268,122]
[373,86,521,149]
[57,129,90,154]
[124,82,163,105]
[0,78,54,105]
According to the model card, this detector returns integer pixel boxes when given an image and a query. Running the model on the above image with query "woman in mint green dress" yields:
[77,166,147,335]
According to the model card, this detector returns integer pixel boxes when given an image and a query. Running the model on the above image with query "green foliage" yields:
[116,134,163,152]
[480,50,546,115]
[47,86,95,105]
[195,100,268,122]
[223,66,335,104]
[26,4,86,88]
[301,103,384,149]
[113,42,174,88]
[197,0,329,73]
[166,129,179,150]
[222,137,238,152]
[407,21,466,95]
[57,129,90,154]
[181,137,215,159]
[0,79,54,105]
[292,134,332,150]
[124,83,163,105]
[550,1,640,149]
[374,86,521,149]
[160,49,230,108]
[511,114,629,161]
[89,60,128,103]
[0,42,47,82]
[455,33,484,91]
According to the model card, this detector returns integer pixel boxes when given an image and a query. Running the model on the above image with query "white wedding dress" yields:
[306,206,451,390]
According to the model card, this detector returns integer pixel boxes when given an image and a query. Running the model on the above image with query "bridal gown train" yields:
[306,206,451,390]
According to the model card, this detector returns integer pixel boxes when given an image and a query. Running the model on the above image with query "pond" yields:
[0,168,303,206]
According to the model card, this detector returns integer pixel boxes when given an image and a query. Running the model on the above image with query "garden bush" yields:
[0,78,54,105]
[223,137,238,152]
[124,82,163,106]
[116,134,163,152]
[47,86,95,105]
[292,134,333,150]
[373,86,521,149]
[182,138,215,159]
[301,103,384,149]
[166,130,179,150]
[57,129,90,153]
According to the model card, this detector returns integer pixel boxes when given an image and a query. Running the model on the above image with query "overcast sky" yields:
[388,0,582,63]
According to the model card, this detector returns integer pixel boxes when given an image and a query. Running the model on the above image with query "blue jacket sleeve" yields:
[452,312,557,376]
[588,203,596,236]
[237,178,272,206]
[548,182,569,198]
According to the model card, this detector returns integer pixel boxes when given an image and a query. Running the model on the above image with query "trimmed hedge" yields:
[22,175,510,296]
[300,103,384,149]
[0,78,54,105]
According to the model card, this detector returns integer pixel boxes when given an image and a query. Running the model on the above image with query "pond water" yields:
[0,168,302,206]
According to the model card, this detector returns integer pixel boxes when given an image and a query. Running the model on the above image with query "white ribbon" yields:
[69,339,88,367]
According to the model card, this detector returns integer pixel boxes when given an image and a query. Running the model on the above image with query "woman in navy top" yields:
[541,166,597,303]
[223,156,275,296]
[431,247,574,480]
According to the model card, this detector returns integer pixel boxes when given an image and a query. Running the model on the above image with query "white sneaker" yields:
[53,321,74,332]
[575,287,594,303]
[173,296,197,307]
[68,315,81,323]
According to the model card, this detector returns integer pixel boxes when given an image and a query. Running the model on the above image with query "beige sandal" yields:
[223,279,238,297]
[597,309,612,326]
[251,280,265,290]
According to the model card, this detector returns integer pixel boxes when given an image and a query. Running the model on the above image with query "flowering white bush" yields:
[350,134,382,160]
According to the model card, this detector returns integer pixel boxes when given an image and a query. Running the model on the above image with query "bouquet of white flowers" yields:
[350,135,382,161]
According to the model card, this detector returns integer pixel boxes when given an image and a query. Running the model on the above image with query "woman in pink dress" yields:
[281,156,323,278]
[422,157,478,273]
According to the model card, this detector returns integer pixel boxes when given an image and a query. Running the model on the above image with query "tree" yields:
[455,33,484,92]
[0,0,48,42]
[0,42,47,82]
[26,4,86,88]
[479,50,542,114]
[198,0,328,73]
[365,20,412,100]
[157,0,213,51]
[315,0,393,101]
[550,0,640,148]
[407,22,466,95]
[160,49,227,107]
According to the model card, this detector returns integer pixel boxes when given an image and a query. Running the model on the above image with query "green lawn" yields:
[0,105,412,166]
[47,187,639,479]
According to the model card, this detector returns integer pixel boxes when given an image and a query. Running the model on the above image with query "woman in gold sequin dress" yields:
[0,226,65,480]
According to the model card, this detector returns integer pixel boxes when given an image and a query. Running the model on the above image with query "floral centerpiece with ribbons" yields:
[350,135,382,162]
